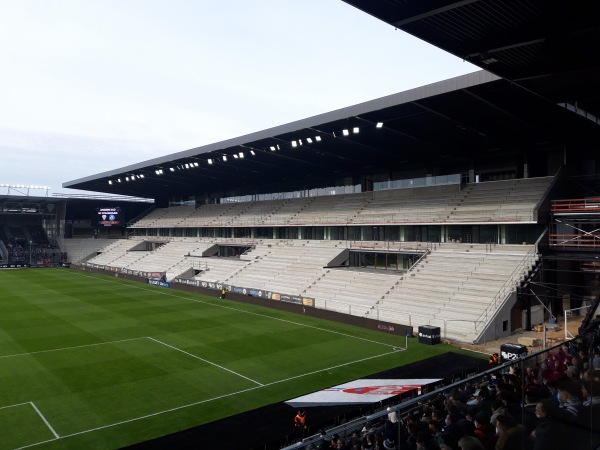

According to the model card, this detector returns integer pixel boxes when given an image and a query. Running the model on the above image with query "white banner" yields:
[285,378,441,407]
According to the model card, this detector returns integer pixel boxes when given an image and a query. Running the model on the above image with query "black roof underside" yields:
[64,1,600,200]
[342,0,600,119]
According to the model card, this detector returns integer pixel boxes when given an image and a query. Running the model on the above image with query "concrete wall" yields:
[475,292,517,344]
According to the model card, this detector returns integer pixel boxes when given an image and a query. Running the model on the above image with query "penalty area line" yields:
[146,337,264,386]
[0,337,147,360]
[30,402,60,439]
[14,347,402,448]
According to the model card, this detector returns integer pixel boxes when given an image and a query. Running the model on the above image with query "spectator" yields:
[494,414,530,450]
[489,399,505,426]
[363,432,375,450]
[294,410,307,429]
[473,410,495,450]
[431,410,445,430]
[334,437,349,450]
[530,399,563,450]
[582,379,600,406]
[565,364,580,381]
[557,381,582,419]
[578,379,600,450]
[428,419,443,446]
[348,430,362,448]
[441,414,462,450]
[458,435,485,450]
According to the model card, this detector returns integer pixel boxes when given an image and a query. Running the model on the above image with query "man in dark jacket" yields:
[530,399,564,450]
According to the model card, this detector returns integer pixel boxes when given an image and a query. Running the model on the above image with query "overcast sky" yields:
[0,0,477,197]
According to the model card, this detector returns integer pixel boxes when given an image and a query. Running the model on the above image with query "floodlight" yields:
[270,146,276,151]
[376,122,383,128]
[170,168,175,172]
[239,152,244,158]
[223,155,227,162]
[353,127,359,134]
[306,137,313,143]
[140,174,144,178]
[233,154,238,159]
[250,150,255,155]
[292,141,297,147]
[125,176,129,181]
[342,129,349,136]
[185,163,189,169]
[208,159,213,165]
[315,136,321,141]
[276,145,280,150]
[108,180,112,185]
[299,139,303,146]
[193,162,199,167]
[117,179,121,183]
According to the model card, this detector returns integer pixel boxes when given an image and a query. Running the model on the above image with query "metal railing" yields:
[281,334,597,450]
[472,231,546,342]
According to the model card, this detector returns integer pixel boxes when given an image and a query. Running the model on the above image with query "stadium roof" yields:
[64,1,600,202]
[342,0,600,119]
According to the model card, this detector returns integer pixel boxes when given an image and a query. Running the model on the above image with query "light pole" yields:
[29,240,32,266]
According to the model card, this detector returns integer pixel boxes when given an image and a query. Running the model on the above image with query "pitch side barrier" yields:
[283,332,599,450]
[0,263,58,269]
[73,263,413,338]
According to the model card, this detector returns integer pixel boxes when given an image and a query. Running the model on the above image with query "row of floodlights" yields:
[0,184,50,189]
[108,174,145,185]
[107,122,385,185]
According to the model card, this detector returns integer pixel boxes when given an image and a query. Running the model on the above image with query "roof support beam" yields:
[393,0,481,27]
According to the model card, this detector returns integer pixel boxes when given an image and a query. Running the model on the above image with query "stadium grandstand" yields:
[2,1,600,449]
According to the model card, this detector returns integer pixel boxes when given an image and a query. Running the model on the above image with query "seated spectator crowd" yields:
[307,338,600,450]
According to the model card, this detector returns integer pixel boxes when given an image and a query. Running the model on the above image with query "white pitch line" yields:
[16,347,402,447]
[0,337,147,360]
[0,401,32,411]
[264,348,404,386]
[146,337,264,386]
[30,402,60,439]
[4,271,407,448]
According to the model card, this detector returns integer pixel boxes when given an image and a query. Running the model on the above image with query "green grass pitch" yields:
[0,268,480,449]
